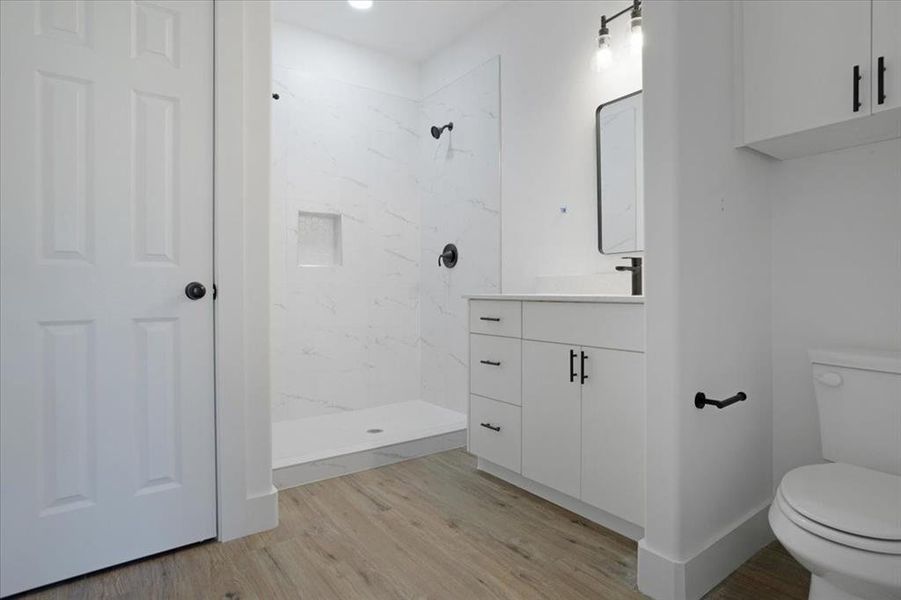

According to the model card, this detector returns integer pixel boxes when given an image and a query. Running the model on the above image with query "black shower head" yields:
[430,122,453,139]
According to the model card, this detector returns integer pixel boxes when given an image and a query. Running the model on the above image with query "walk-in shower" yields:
[270,23,500,487]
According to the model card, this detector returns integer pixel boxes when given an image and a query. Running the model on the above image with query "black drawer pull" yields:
[480,422,501,432]
[480,360,501,366]
[878,56,886,105]
[479,316,501,322]
[694,391,747,409]
[853,65,862,112]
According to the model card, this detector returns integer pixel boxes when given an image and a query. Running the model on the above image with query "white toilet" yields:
[769,349,901,600]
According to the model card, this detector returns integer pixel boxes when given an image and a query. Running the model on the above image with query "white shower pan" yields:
[272,401,466,489]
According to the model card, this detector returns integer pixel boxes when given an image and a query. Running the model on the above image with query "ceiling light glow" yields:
[348,0,373,10]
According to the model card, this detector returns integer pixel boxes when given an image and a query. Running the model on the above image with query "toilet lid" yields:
[781,463,901,541]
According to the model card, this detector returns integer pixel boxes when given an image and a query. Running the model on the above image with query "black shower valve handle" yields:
[438,243,458,268]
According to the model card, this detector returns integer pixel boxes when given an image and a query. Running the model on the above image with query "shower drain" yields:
[366,428,384,434]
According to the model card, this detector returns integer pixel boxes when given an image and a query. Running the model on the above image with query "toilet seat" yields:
[778,463,901,555]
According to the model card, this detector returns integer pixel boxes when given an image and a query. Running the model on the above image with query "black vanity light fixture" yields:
[593,0,642,72]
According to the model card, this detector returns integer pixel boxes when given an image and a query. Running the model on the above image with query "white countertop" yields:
[464,294,644,304]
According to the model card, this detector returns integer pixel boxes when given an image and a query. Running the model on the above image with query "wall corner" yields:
[214,0,277,542]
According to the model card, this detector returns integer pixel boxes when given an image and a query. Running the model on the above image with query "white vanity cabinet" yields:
[467,296,645,539]
[736,0,901,159]
[520,340,645,524]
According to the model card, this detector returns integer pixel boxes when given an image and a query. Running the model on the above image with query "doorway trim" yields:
[213,0,278,541]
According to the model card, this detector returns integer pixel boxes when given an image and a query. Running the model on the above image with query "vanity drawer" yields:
[469,395,521,473]
[522,301,644,351]
[469,300,522,338]
[470,334,522,406]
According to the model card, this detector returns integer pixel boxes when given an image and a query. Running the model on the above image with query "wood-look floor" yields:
[21,449,808,600]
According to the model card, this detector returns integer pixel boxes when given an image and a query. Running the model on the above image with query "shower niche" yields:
[297,211,342,267]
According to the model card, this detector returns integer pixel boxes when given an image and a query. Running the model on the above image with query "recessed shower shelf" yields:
[297,211,342,267]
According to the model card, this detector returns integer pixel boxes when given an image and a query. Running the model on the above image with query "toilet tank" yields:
[810,349,901,476]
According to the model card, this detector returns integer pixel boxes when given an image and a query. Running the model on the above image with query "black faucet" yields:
[615,256,642,296]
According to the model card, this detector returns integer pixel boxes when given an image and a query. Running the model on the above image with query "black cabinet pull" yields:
[480,359,501,366]
[479,316,501,322]
[878,56,886,105]
[480,422,501,432]
[853,65,862,112]
[580,351,589,384]
[569,349,577,382]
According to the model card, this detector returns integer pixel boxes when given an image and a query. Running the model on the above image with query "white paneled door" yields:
[0,1,215,595]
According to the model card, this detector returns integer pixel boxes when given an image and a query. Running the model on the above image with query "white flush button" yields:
[815,372,843,387]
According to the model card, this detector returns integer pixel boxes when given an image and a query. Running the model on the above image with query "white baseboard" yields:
[245,486,279,534]
[477,458,644,541]
[637,501,774,600]
[218,485,279,542]
[274,429,466,489]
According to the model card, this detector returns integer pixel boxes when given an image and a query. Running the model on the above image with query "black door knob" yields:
[185,282,206,300]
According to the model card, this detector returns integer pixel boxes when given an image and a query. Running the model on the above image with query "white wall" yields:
[640,4,901,599]
[640,2,774,598]
[215,0,277,541]
[271,24,421,421]
[273,22,420,99]
[274,2,648,300]
[420,58,501,413]
[270,55,422,421]
[421,1,643,294]
[270,24,500,419]
[771,139,901,484]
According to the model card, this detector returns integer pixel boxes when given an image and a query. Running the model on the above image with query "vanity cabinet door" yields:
[522,340,581,498]
[580,347,645,526]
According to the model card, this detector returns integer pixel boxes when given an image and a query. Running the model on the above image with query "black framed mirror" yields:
[596,90,643,254]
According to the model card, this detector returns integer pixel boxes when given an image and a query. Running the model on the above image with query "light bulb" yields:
[348,0,373,10]
[630,16,643,53]
[596,44,613,70]
[593,34,613,72]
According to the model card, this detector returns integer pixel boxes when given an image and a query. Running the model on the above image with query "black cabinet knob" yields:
[185,282,207,300]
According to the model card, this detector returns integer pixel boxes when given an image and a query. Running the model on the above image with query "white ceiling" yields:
[272,0,509,62]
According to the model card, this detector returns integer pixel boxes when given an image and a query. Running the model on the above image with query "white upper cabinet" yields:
[873,0,901,113]
[740,1,870,141]
[736,1,901,159]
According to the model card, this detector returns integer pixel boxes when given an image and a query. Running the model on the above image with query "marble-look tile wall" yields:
[271,68,422,421]
[420,58,501,414]
[271,58,500,422]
